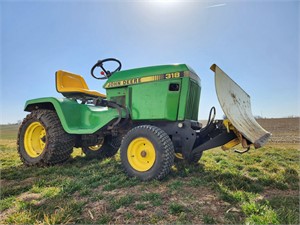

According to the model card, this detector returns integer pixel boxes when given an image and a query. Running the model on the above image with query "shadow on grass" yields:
[1,156,138,199]
[170,160,299,204]
[1,156,139,223]
[1,155,299,223]
[2,155,299,197]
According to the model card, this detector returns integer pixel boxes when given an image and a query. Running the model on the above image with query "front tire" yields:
[17,110,75,166]
[120,125,174,181]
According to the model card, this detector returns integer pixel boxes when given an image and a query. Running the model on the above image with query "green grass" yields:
[109,195,135,210]
[169,203,189,215]
[141,192,163,206]
[264,196,299,224]
[0,125,299,224]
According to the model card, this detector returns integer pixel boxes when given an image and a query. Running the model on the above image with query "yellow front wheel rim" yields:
[24,122,47,158]
[127,137,156,172]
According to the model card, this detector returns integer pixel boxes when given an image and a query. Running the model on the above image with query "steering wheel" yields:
[91,58,122,80]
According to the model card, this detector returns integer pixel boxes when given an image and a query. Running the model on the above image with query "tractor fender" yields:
[24,97,124,134]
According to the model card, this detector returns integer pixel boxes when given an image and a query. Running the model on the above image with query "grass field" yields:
[0,123,299,224]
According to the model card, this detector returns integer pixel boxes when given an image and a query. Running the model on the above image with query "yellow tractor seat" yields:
[56,70,106,99]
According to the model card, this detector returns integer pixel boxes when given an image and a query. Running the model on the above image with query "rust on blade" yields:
[211,64,271,148]
[210,64,217,72]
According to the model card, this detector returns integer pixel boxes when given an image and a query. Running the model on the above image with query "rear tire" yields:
[82,135,121,159]
[17,110,75,166]
[120,125,174,181]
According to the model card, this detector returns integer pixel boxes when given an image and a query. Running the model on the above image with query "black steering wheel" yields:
[91,58,122,80]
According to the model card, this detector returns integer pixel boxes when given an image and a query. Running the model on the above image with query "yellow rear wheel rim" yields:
[89,145,101,151]
[127,137,156,172]
[24,122,46,158]
[175,153,184,159]
[88,139,104,151]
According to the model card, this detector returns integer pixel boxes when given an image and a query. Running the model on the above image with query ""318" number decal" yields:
[165,72,181,79]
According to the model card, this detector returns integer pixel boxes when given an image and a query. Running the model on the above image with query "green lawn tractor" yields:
[17,58,271,180]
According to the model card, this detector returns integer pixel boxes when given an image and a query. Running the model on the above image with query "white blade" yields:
[211,64,271,148]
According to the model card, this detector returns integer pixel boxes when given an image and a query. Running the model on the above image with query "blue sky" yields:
[1,0,299,124]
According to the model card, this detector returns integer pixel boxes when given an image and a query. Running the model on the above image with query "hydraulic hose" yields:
[207,106,216,127]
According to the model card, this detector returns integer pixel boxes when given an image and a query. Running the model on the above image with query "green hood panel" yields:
[104,64,198,88]
[25,97,123,134]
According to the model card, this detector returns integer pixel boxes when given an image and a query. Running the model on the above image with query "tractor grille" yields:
[185,80,200,120]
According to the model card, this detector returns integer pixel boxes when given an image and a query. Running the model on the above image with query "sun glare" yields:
[153,0,180,5]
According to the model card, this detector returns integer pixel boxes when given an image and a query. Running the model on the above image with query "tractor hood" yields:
[211,64,271,148]
[104,64,200,89]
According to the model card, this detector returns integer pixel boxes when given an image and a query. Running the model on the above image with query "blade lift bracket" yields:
[222,119,252,154]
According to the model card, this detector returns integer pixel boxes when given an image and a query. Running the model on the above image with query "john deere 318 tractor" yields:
[17,58,270,180]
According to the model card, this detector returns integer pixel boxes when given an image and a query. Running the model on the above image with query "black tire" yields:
[82,135,121,159]
[17,110,75,166]
[120,125,174,181]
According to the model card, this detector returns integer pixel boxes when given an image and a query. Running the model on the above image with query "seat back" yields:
[56,70,106,99]
[56,70,89,93]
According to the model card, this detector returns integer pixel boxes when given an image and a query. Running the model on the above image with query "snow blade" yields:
[210,64,271,148]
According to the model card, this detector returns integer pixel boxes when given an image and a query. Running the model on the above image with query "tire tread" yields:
[17,110,74,166]
[120,125,174,180]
